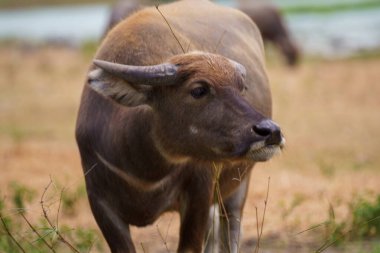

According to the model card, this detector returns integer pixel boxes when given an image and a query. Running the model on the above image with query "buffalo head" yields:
[88,52,284,164]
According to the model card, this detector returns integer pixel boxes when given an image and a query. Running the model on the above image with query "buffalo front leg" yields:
[218,175,250,253]
[204,204,220,253]
[88,193,136,253]
[177,173,214,253]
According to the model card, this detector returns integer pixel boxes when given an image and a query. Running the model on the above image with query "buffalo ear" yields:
[88,68,150,107]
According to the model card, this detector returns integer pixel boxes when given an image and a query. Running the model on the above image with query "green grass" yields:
[282,0,380,14]
[350,196,380,239]
[316,195,380,251]
[9,182,36,213]
[0,182,103,253]
[295,195,380,252]
[364,243,380,253]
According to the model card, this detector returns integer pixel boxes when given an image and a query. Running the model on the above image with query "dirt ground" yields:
[0,44,380,252]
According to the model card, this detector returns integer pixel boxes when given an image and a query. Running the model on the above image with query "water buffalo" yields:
[238,2,300,66]
[76,0,284,252]
[105,0,299,66]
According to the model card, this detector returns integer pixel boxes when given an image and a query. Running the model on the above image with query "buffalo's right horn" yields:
[94,59,178,86]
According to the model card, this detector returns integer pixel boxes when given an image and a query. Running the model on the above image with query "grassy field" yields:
[0,43,380,252]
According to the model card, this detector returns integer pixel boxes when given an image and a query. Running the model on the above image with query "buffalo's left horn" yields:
[93,59,178,86]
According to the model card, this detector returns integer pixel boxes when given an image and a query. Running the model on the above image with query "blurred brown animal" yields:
[239,2,300,65]
[76,0,284,252]
[105,0,141,33]
[105,0,299,66]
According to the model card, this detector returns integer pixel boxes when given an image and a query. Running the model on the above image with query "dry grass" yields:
[0,44,380,252]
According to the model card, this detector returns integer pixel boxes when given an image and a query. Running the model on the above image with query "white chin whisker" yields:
[246,145,281,162]
[249,141,266,152]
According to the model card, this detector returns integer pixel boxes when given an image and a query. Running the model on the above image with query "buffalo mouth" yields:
[245,138,286,162]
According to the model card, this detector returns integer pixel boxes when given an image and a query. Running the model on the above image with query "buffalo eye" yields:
[190,85,209,99]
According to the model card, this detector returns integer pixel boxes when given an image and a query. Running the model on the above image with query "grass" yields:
[0,180,104,253]
[80,40,100,61]
[282,0,380,14]
[350,197,380,239]
[296,194,380,252]
[347,49,380,60]
[9,182,36,213]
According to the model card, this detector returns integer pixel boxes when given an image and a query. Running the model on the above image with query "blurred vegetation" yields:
[9,182,36,213]
[81,40,100,60]
[348,49,380,60]
[316,195,380,251]
[0,182,103,253]
[60,184,87,216]
[350,197,380,239]
[282,0,380,14]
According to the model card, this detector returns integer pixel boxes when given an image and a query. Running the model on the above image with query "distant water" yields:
[0,5,109,43]
[287,8,380,57]
[0,2,380,57]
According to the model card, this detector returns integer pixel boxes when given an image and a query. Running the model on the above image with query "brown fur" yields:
[172,53,245,90]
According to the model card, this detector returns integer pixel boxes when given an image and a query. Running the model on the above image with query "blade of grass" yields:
[0,214,26,253]
[20,212,56,252]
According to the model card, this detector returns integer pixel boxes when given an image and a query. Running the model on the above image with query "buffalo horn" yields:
[93,59,178,86]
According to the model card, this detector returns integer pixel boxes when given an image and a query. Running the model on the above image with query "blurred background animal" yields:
[105,0,300,66]
[238,1,300,65]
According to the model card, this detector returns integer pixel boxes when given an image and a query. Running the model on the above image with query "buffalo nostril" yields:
[252,125,271,137]
[253,119,278,136]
